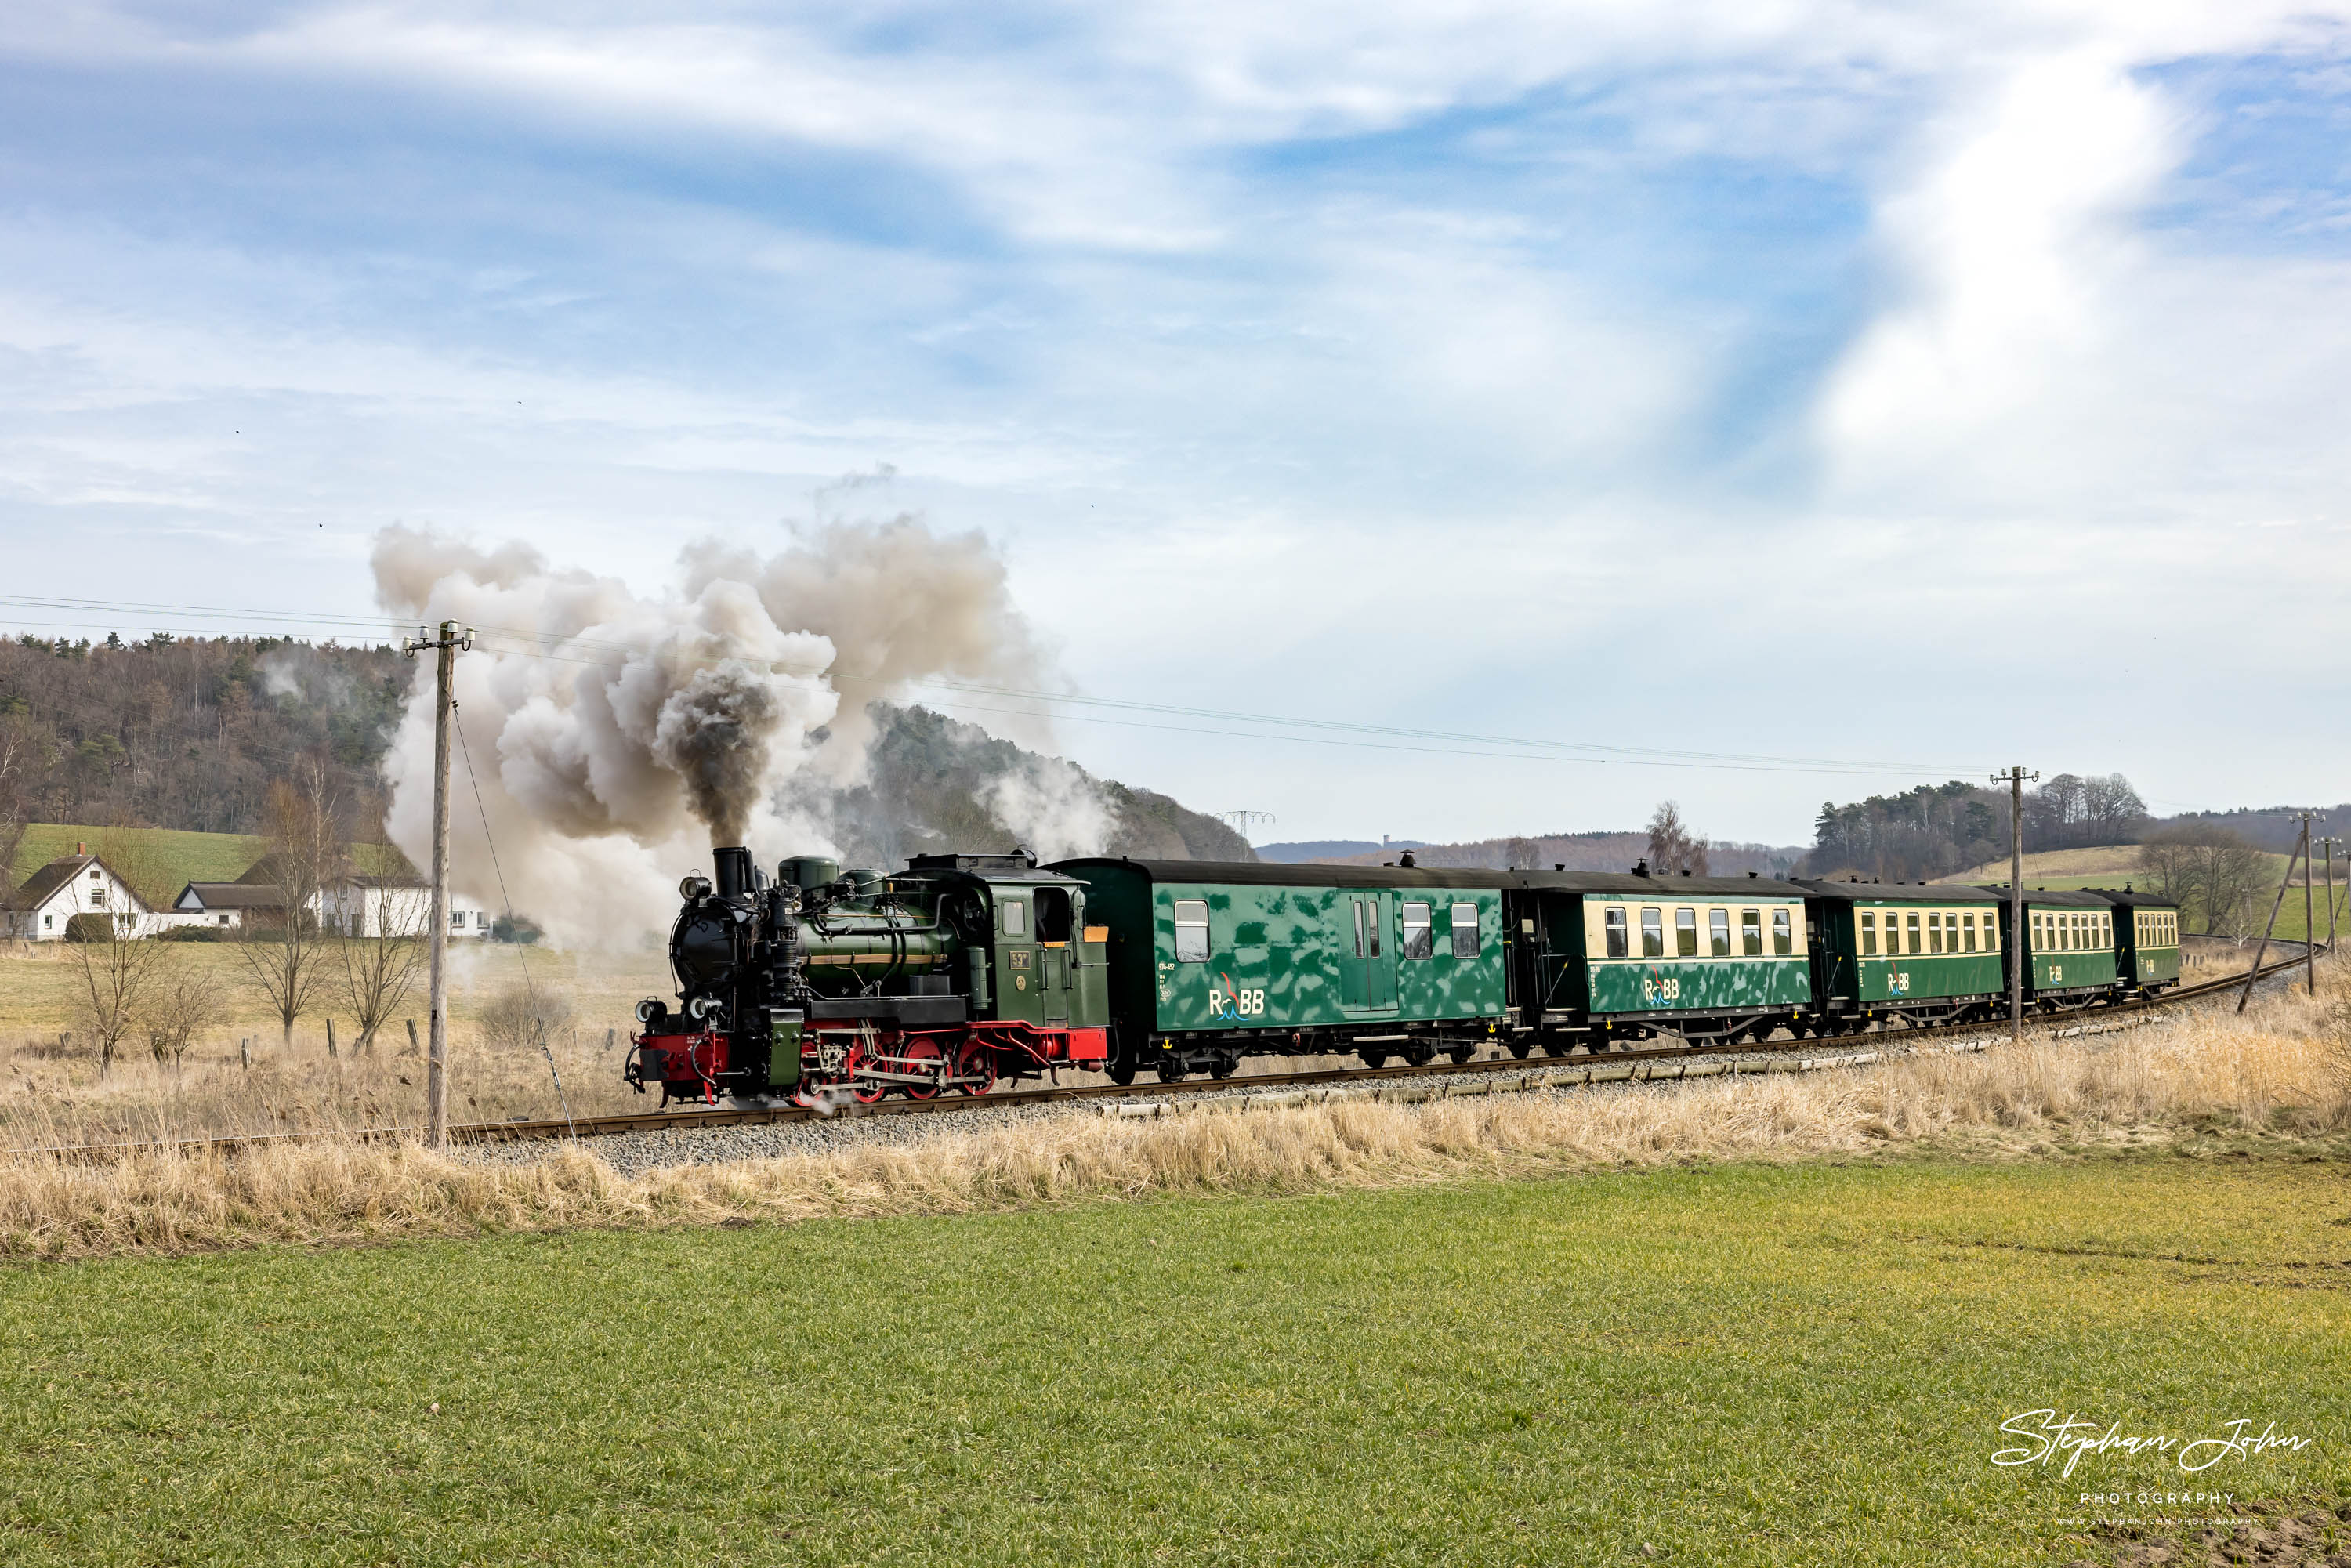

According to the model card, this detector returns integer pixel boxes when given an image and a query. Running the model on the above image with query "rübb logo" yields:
[1641,972,1682,1003]
[1211,973,1266,1020]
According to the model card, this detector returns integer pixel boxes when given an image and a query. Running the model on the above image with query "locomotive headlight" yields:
[679,875,713,900]
[633,998,661,1025]
[688,996,719,1021]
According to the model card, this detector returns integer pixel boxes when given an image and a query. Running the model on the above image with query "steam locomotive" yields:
[626,847,1110,1106]
[629,845,2185,1103]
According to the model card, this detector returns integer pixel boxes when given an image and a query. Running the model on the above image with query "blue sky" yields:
[5,2,2350,847]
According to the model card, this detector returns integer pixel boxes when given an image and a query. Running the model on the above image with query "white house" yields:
[8,849,192,941]
[315,874,491,940]
[176,872,492,940]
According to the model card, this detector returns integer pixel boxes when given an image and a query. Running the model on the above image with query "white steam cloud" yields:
[984,757,1117,864]
[372,516,1103,948]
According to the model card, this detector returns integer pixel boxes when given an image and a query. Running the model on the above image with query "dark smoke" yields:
[655,664,781,846]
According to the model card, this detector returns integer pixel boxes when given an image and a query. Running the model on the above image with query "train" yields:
[625,846,2184,1105]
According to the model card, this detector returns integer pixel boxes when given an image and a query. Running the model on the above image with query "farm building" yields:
[6,848,205,940]
[175,869,489,939]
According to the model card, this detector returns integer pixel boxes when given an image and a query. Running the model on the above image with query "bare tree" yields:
[1646,801,1708,876]
[234,761,347,1049]
[2138,824,2268,938]
[66,825,169,1077]
[338,878,428,1053]
[145,957,230,1073]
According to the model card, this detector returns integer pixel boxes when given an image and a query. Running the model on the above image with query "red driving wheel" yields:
[953,1037,998,1096]
[901,1037,947,1101]
[846,1042,889,1105]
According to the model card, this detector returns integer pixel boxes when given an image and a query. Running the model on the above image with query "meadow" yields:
[2,1154,2346,1566]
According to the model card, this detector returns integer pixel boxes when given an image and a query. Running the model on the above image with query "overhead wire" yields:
[452,701,576,1141]
[1,589,2001,780]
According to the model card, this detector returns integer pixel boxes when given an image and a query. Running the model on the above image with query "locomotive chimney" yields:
[712,846,754,901]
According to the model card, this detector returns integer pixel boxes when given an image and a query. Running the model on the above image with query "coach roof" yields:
[1788,878,2005,904]
[1052,858,1811,898]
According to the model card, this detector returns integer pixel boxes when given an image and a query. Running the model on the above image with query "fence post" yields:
[325,1018,338,1059]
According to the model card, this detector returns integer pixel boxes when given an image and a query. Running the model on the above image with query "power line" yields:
[0,590,2000,780]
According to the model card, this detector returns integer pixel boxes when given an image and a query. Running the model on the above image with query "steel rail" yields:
[20,946,2311,1161]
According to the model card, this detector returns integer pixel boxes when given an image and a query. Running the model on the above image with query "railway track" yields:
[18,945,2317,1162]
[451,943,2324,1145]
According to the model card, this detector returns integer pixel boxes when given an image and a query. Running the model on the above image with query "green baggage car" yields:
[1051,858,1512,1081]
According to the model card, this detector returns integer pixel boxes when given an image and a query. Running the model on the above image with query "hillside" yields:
[8,823,410,907]
[0,633,408,838]
[1,630,1252,895]
[817,704,1253,866]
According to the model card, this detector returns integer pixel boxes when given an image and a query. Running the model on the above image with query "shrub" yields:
[159,925,219,942]
[490,914,544,945]
[63,913,118,943]
[479,983,574,1052]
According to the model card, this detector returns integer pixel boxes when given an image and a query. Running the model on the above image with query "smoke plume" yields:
[372,515,1072,947]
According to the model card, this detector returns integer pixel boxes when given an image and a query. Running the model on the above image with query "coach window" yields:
[1860,911,1878,956]
[1173,900,1209,963]
[1401,902,1433,960]
[1963,912,1977,952]
[1906,911,1922,954]
[1451,903,1480,959]
[1985,916,1998,951]
[1675,907,1698,958]
[1605,907,1629,958]
[1641,907,1665,958]
[1772,907,1794,955]
[1708,908,1731,957]
[1741,908,1762,956]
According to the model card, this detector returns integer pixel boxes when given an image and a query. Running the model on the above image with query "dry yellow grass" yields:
[2,960,2346,1262]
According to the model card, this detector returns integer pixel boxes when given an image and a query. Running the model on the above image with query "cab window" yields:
[1641,907,1665,958]
[1401,902,1433,960]
[1001,899,1029,938]
[1741,909,1762,956]
[1173,900,1208,962]
[1604,907,1628,958]
[1451,903,1479,959]
[1034,886,1073,943]
[1675,907,1698,958]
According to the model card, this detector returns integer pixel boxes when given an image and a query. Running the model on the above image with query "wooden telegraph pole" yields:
[402,620,472,1149]
[1991,766,2038,1041]
[2321,835,2342,957]
[2239,813,2311,1014]
[2304,814,2319,996]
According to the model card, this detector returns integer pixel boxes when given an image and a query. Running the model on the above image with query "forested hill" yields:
[1801,773,2148,882]
[0,634,406,836]
[0,633,1251,864]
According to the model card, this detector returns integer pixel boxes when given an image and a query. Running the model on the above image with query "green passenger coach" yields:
[1505,871,1813,1046]
[2083,887,2183,997]
[1051,859,1511,1082]
[1791,879,2010,1027]
[1977,886,2122,1007]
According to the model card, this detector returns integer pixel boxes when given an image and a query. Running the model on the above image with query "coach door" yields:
[1339,891,1397,1012]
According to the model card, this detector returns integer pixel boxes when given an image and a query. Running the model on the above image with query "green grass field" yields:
[9,822,409,906]
[3,1155,2344,1566]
